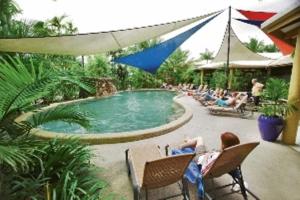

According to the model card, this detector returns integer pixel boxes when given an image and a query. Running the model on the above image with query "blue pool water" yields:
[40,90,184,134]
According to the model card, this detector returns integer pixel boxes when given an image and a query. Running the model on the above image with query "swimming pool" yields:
[40,90,185,134]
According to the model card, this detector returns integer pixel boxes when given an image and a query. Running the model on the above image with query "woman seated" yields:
[179,132,240,174]
[209,92,240,107]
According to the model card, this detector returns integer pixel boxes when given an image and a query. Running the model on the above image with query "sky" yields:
[15,0,297,59]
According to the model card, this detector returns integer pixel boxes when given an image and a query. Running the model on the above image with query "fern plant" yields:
[0,55,105,199]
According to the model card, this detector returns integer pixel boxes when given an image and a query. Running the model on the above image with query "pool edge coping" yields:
[17,90,193,144]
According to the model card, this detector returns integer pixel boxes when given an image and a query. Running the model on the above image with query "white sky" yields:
[15,0,297,59]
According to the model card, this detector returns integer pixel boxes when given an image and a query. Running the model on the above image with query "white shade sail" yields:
[213,24,269,62]
[195,57,292,70]
[0,11,218,56]
[269,55,293,67]
[194,23,291,71]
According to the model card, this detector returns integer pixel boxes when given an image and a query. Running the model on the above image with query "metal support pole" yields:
[226,6,232,87]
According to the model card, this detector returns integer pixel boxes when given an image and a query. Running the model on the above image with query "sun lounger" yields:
[207,95,252,118]
[125,144,195,200]
[203,142,260,200]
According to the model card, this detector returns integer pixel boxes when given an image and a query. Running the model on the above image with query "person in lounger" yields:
[179,132,240,173]
[209,92,239,107]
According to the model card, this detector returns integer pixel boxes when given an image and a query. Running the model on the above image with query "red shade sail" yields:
[237,9,276,21]
[237,9,294,55]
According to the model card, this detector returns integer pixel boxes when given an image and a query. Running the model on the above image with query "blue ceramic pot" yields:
[258,115,284,141]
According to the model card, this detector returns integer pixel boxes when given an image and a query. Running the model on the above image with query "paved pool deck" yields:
[91,95,300,200]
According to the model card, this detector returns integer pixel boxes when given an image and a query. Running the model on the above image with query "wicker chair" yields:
[125,145,195,200]
[202,142,260,200]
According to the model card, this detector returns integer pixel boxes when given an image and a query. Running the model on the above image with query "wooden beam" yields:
[267,13,300,33]
[285,28,300,39]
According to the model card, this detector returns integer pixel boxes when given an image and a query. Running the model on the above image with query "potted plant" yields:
[258,78,296,141]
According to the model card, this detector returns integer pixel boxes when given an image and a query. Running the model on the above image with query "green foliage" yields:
[129,69,161,89]
[9,139,106,200]
[210,67,227,89]
[259,78,296,117]
[245,37,279,53]
[86,55,113,78]
[27,105,91,129]
[264,43,279,52]
[0,0,22,36]
[181,67,200,85]
[245,38,265,53]
[0,56,105,199]
[230,69,264,91]
[0,56,58,119]
[108,50,130,90]
[199,48,214,63]
[263,78,288,101]
[230,69,244,91]
[157,49,195,85]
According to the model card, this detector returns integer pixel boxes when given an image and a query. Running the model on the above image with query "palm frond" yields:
[40,139,105,200]
[0,56,58,120]
[0,134,44,172]
[26,105,91,129]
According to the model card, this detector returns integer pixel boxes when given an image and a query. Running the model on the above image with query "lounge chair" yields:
[125,144,195,200]
[207,95,252,118]
[165,142,260,200]
[202,142,260,200]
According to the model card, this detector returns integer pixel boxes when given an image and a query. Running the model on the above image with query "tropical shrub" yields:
[85,55,113,78]
[210,67,227,89]
[259,78,296,117]
[129,68,161,89]
[8,138,106,200]
[0,56,105,199]
[157,49,195,85]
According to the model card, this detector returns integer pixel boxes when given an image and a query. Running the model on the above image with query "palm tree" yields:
[158,49,194,84]
[65,21,78,34]
[0,0,21,36]
[245,37,265,53]
[199,48,214,63]
[48,15,68,35]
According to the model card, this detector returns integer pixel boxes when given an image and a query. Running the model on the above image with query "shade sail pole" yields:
[226,6,232,89]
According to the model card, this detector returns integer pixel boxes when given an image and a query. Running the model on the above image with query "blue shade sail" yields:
[113,13,221,73]
[234,18,264,27]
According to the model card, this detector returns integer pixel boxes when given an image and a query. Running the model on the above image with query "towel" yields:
[171,148,204,199]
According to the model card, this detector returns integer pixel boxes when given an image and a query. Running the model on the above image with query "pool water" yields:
[40,90,184,134]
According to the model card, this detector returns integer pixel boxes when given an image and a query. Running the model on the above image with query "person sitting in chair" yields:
[179,132,240,174]
[208,92,240,107]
